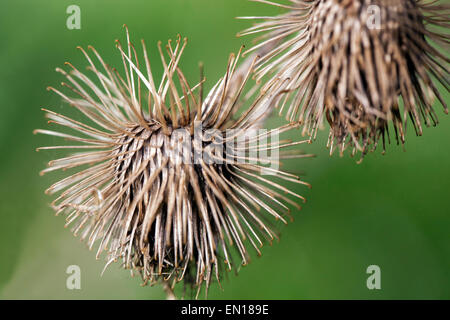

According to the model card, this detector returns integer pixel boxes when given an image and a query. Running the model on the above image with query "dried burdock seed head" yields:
[35,27,312,298]
[239,0,450,158]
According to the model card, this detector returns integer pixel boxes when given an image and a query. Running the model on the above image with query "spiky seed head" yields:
[35,29,311,297]
[239,0,450,158]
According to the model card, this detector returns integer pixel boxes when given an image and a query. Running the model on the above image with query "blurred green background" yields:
[0,0,449,300]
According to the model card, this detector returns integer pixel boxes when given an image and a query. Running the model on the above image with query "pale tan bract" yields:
[238,0,450,159]
[35,28,311,298]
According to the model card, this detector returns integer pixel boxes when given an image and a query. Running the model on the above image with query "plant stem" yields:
[162,281,176,300]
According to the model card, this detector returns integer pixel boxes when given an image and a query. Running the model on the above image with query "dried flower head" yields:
[239,0,450,158]
[35,28,311,297]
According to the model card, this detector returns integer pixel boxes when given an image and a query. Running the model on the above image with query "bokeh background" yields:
[0,0,449,299]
